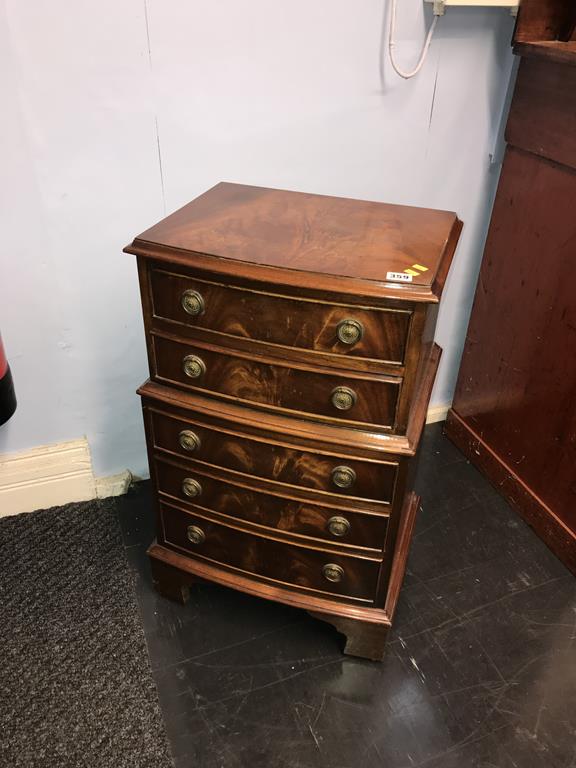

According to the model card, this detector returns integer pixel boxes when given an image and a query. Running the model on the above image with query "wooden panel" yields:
[445,411,576,575]
[155,457,389,552]
[147,406,399,504]
[159,500,381,603]
[451,146,576,541]
[129,182,459,292]
[514,40,576,66]
[152,333,401,430]
[150,267,412,366]
[506,57,576,169]
[514,0,576,43]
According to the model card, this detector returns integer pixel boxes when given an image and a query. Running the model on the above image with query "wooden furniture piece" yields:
[446,0,576,575]
[126,183,461,660]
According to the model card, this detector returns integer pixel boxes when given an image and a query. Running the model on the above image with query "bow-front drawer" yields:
[159,500,381,603]
[149,268,412,368]
[147,406,399,505]
[154,456,389,551]
[152,333,402,430]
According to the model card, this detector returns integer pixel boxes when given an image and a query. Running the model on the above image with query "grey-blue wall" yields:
[0,0,515,476]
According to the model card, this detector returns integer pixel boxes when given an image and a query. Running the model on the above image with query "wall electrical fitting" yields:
[390,0,519,80]
[388,0,440,79]
[424,0,519,15]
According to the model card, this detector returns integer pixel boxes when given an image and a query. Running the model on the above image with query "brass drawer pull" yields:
[186,524,205,545]
[331,386,357,411]
[337,319,363,345]
[182,354,206,379]
[326,516,351,538]
[331,465,356,489]
[182,477,202,498]
[322,563,344,583]
[181,289,205,316]
[178,430,201,452]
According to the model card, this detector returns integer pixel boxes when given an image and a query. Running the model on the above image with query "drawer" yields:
[150,268,411,366]
[155,457,389,551]
[159,500,381,602]
[152,334,401,430]
[148,407,399,504]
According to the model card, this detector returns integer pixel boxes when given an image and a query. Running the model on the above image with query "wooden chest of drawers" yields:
[126,183,461,660]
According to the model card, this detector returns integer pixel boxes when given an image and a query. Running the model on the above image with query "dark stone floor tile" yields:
[152,614,335,706]
[411,493,571,619]
[417,442,509,512]
[117,480,154,546]
[113,423,576,768]
[419,729,519,768]
[160,656,396,767]
[394,621,505,698]
[414,457,481,512]
[464,575,576,680]
[419,422,466,467]
[391,577,457,638]
[422,548,569,621]
[406,500,518,585]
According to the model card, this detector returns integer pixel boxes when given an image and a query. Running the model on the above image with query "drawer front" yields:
[149,408,398,504]
[153,335,401,429]
[150,268,411,365]
[160,501,381,602]
[155,458,389,551]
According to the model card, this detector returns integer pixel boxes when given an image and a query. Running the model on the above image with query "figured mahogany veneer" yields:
[159,500,382,603]
[127,183,461,659]
[152,332,402,431]
[154,456,390,551]
[128,183,461,300]
[150,267,412,367]
[146,406,399,503]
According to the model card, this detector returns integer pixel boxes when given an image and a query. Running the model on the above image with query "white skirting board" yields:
[0,437,132,519]
[425,404,451,424]
[0,403,450,518]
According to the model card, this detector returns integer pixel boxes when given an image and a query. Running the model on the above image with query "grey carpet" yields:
[0,499,173,768]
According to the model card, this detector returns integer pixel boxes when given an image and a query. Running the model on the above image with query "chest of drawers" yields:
[126,183,461,660]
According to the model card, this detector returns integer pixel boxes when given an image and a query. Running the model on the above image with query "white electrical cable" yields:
[388,0,439,80]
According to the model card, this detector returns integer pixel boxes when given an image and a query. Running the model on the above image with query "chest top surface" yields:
[127,183,461,302]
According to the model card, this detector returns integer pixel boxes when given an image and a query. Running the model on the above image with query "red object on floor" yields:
[0,333,7,377]
[0,332,17,425]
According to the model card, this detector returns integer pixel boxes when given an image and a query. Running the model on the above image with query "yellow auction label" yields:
[404,263,429,277]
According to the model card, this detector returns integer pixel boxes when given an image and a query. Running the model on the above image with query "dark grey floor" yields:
[118,424,576,768]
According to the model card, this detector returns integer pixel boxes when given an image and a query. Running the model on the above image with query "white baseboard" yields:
[426,403,451,424]
[95,470,133,500]
[0,438,132,518]
[0,438,96,518]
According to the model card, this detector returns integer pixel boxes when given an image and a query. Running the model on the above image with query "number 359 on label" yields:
[386,271,413,283]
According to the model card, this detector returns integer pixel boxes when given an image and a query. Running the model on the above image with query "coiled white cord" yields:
[388,0,439,80]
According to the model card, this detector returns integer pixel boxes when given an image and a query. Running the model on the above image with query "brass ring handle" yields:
[322,563,345,583]
[326,516,351,538]
[182,477,202,498]
[181,289,205,316]
[186,524,205,545]
[182,355,206,379]
[330,386,357,411]
[337,319,364,345]
[331,465,356,489]
[178,430,201,452]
